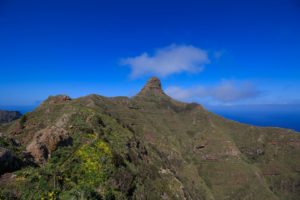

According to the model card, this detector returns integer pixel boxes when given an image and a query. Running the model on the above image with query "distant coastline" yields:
[208,104,300,132]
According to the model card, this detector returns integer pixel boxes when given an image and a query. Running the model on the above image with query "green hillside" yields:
[0,77,299,200]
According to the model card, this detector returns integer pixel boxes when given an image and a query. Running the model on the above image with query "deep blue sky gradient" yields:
[1,0,300,104]
[0,0,300,130]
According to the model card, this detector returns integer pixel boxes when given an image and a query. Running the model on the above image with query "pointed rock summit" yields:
[137,77,167,97]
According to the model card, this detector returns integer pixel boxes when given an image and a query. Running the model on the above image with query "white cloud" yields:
[121,44,210,78]
[166,86,206,100]
[211,81,261,102]
[165,80,262,103]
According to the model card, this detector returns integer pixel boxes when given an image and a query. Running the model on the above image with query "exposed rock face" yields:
[26,126,71,163]
[137,77,168,97]
[43,95,72,105]
[0,110,22,124]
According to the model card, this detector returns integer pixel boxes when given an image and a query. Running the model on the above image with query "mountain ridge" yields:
[0,77,299,200]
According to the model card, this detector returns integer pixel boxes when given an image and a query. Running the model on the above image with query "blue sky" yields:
[0,0,300,106]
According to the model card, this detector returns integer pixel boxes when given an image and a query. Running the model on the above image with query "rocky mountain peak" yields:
[137,77,167,97]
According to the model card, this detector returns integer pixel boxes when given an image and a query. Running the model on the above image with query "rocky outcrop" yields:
[137,77,168,97]
[44,95,72,105]
[26,126,72,163]
[0,110,22,124]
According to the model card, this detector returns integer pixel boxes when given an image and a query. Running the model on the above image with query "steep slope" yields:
[0,78,299,200]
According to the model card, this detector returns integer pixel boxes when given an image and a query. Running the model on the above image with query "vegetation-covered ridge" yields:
[0,77,299,200]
